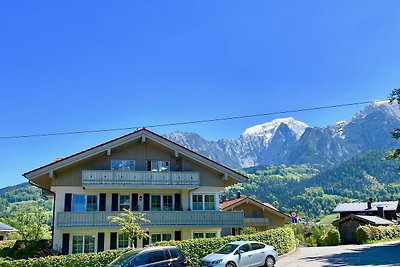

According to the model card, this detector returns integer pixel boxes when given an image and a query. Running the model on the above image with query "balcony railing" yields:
[56,211,244,229]
[244,217,270,226]
[82,170,200,189]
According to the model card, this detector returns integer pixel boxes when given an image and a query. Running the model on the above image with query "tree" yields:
[108,209,150,248]
[385,88,400,172]
[9,203,51,241]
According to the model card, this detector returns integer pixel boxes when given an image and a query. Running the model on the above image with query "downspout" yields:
[28,180,56,250]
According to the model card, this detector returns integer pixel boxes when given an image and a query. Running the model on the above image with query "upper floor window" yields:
[111,160,135,171]
[72,194,98,212]
[150,195,173,211]
[119,195,130,211]
[147,160,170,172]
[192,194,216,211]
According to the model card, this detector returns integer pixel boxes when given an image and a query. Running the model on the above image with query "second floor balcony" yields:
[56,211,244,229]
[82,170,200,189]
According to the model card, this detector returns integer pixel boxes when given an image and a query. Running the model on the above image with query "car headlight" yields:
[211,259,223,264]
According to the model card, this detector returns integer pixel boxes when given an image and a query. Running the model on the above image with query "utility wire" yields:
[0,99,389,140]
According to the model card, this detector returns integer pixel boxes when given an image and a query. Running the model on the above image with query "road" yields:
[276,241,400,267]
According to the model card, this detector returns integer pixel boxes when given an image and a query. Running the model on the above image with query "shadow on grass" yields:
[304,242,400,266]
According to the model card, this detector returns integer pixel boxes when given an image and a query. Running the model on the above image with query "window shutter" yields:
[99,193,106,211]
[97,232,105,252]
[111,193,119,211]
[133,238,137,248]
[62,233,70,255]
[175,231,182,241]
[174,193,181,211]
[143,194,150,211]
[132,193,139,211]
[64,193,72,212]
[143,232,150,247]
[110,232,117,249]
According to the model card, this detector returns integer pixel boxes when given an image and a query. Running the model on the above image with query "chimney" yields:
[53,157,63,163]
[236,191,241,199]
[367,198,373,210]
[377,206,384,218]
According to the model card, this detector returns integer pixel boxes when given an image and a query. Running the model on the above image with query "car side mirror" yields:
[236,250,245,255]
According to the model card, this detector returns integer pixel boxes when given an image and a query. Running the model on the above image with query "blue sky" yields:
[1,1,399,188]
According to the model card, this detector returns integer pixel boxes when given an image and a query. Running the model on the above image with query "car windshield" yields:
[215,244,239,254]
[108,250,141,266]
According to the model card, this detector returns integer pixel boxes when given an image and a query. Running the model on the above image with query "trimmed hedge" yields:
[356,225,400,244]
[0,227,295,267]
[150,227,296,267]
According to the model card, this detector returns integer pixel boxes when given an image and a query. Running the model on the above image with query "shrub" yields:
[291,224,341,247]
[0,240,52,260]
[320,229,340,246]
[150,227,296,267]
[356,225,400,244]
[240,226,257,235]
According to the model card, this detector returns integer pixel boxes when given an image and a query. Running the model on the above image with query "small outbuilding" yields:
[0,222,17,241]
[333,214,394,244]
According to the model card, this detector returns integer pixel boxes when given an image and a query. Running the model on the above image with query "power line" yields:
[0,99,389,140]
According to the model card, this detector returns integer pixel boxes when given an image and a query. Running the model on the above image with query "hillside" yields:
[224,150,400,220]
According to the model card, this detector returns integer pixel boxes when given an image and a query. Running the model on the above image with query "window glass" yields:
[251,243,262,250]
[72,235,84,254]
[205,233,216,238]
[131,253,149,266]
[193,233,204,239]
[84,235,95,253]
[163,195,173,211]
[151,233,162,243]
[162,233,172,241]
[169,249,179,259]
[147,160,170,172]
[119,195,130,211]
[72,194,85,212]
[239,244,251,253]
[72,235,95,254]
[151,195,161,211]
[86,195,98,211]
[148,250,166,264]
[111,160,135,171]
[192,195,203,210]
[204,194,215,210]
[118,233,129,249]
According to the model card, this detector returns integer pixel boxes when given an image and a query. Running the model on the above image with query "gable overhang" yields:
[23,129,248,189]
[222,197,290,219]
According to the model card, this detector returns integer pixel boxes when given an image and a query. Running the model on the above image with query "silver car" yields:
[201,241,278,267]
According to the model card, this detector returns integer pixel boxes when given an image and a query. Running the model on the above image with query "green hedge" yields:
[356,225,400,244]
[0,227,295,267]
[150,227,296,267]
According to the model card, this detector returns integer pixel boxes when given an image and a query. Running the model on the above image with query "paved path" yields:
[276,241,400,267]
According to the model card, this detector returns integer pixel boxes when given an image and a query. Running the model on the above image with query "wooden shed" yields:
[333,214,394,244]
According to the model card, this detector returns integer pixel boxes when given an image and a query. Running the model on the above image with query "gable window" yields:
[72,194,98,212]
[147,160,170,172]
[119,195,130,211]
[111,160,135,171]
[72,235,95,254]
[192,193,216,211]
[150,195,173,211]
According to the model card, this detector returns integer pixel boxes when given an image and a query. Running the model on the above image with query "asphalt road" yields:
[275,241,400,267]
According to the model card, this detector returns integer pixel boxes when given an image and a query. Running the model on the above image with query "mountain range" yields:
[167,101,400,168]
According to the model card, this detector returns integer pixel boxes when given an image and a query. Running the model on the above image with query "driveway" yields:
[276,241,400,267]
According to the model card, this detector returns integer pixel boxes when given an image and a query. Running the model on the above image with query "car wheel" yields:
[225,261,237,267]
[265,256,275,267]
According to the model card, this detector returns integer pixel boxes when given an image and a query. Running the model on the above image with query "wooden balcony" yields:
[56,211,244,229]
[244,217,270,226]
[82,170,200,189]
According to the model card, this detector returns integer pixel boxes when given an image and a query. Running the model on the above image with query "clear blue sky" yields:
[1,1,399,188]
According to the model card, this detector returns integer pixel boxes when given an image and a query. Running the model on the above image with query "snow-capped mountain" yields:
[166,101,400,168]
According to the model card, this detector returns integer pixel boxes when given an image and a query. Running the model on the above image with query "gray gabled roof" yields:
[0,222,17,232]
[333,201,399,213]
[333,214,395,226]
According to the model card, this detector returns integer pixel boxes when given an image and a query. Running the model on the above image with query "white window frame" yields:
[192,231,217,239]
[71,234,96,254]
[119,194,131,211]
[150,194,174,211]
[147,160,170,172]
[191,193,217,211]
[111,159,136,171]
[117,233,130,249]
[72,194,99,212]
[150,232,173,244]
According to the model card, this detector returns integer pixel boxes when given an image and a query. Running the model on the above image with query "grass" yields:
[316,214,339,225]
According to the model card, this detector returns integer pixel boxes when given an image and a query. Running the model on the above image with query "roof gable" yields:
[333,201,399,213]
[23,128,248,186]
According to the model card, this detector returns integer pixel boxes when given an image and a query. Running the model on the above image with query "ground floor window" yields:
[150,233,172,243]
[72,235,95,254]
[193,232,217,239]
[118,233,129,249]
